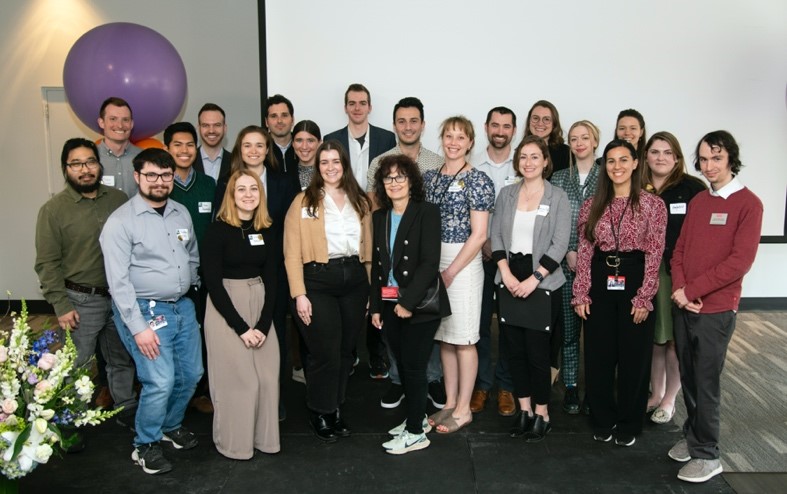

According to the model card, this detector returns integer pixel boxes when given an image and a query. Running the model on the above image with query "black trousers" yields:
[502,253,562,405]
[294,258,369,414]
[382,303,440,434]
[584,251,654,436]
[673,309,736,459]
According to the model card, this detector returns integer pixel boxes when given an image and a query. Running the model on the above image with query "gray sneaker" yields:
[677,458,723,483]
[383,430,430,455]
[668,438,691,462]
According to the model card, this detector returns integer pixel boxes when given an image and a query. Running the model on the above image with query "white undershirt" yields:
[322,192,361,258]
[579,172,589,187]
[510,209,537,255]
[347,126,370,188]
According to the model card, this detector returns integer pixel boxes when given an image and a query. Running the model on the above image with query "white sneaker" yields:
[383,431,430,455]
[292,367,305,384]
[677,458,723,483]
[388,415,431,437]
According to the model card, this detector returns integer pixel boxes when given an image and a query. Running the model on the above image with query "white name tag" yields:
[537,204,550,216]
[302,207,318,218]
[670,203,687,215]
[710,213,728,225]
[504,176,521,187]
[176,228,190,241]
[148,314,168,331]
[448,184,463,193]
[102,175,116,187]
[248,234,265,246]
[198,202,212,213]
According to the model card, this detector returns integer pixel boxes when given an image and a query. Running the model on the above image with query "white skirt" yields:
[434,242,483,345]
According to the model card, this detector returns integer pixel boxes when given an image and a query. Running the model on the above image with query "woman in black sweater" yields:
[202,170,280,459]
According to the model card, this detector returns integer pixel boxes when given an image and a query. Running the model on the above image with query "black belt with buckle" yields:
[65,280,110,297]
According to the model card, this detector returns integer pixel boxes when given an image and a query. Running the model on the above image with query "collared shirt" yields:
[200,147,223,181]
[366,144,444,192]
[348,125,371,188]
[35,185,128,316]
[322,191,361,258]
[97,140,142,196]
[100,194,200,335]
[174,167,195,187]
[710,176,744,199]
[472,147,517,200]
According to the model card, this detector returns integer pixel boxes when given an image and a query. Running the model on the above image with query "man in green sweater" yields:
[165,122,216,414]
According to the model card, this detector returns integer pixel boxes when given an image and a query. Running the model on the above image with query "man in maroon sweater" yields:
[669,130,763,483]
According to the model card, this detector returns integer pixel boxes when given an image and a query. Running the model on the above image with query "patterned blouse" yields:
[571,192,667,310]
[298,163,315,190]
[424,167,494,244]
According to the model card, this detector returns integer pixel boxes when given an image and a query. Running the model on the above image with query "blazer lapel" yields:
[391,201,418,269]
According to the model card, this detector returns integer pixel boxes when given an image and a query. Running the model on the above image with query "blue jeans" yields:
[113,297,203,446]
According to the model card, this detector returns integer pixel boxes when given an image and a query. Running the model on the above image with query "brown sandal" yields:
[436,412,473,434]
[427,407,454,427]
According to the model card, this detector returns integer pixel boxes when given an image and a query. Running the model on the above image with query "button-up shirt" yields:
[97,140,142,196]
[35,184,128,316]
[100,194,200,335]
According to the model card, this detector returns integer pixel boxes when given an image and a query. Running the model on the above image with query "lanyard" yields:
[606,198,630,278]
[430,162,467,206]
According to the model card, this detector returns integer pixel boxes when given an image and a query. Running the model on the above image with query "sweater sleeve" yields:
[254,229,279,336]
[571,199,594,305]
[284,194,307,298]
[202,222,251,336]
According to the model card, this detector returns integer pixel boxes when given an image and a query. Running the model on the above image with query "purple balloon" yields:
[63,22,187,141]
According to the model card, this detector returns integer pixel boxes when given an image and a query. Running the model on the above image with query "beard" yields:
[489,135,512,150]
[139,185,171,203]
[66,168,102,194]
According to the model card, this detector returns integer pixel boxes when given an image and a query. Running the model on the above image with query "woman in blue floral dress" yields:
[424,116,494,433]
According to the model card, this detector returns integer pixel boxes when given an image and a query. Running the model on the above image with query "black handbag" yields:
[399,275,441,315]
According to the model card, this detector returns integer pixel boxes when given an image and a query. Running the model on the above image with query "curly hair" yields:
[373,154,426,210]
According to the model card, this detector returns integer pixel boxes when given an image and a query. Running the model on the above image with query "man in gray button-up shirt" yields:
[100,148,203,475]
[97,97,142,196]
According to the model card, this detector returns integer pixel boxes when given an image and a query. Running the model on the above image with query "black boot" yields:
[524,414,552,442]
[509,410,532,438]
[310,412,337,443]
[332,409,351,438]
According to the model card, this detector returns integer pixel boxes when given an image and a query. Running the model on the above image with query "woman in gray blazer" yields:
[490,135,571,442]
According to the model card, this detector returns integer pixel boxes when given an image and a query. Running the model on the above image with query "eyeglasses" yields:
[383,175,408,184]
[530,115,552,125]
[67,158,100,170]
[139,172,175,182]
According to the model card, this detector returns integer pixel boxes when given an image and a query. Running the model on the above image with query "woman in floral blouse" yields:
[572,139,666,447]
[423,116,494,434]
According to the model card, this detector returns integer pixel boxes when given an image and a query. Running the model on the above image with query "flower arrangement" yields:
[0,301,118,479]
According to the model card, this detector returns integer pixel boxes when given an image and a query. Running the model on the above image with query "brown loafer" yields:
[497,390,516,416]
[94,385,113,409]
[470,390,489,413]
[190,395,214,414]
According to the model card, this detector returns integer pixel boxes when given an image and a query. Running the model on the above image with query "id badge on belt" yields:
[147,300,169,330]
[381,286,399,301]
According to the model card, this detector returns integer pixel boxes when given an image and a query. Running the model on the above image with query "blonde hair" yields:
[216,170,272,230]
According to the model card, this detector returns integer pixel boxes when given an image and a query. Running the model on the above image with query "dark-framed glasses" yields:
[383,175,408,184]
[67,158,100,170]
[139,172,175,182]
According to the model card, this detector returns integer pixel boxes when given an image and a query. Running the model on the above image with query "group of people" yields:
[34,85,763,484]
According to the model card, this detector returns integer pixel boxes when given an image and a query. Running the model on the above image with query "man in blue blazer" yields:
[324,83,396,380]
[193,103,232,184]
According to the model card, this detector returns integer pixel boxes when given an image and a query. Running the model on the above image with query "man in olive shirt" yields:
[35,138,138,426]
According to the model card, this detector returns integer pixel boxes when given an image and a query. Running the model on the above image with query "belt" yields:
[326,256,360,265]
[65,280,110,297]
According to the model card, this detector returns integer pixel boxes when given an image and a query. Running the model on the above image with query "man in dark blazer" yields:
[193,103,232,184]
[324,83,397,381]
[264,94,299,188]
[324,83,396,191]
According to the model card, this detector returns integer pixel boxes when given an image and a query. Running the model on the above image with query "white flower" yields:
[34,444,53,463]
[0,346,7,363]
[37,353,57,371]
[74,376,92,398]
[1,398,18,414]
[34,418,48,434]
[40,409,55,421]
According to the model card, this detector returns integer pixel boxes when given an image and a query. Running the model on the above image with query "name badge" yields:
[607,276,625,290]
[176,228,190,242]
[537,204,550,216]
[504,176,521,186]
[710,213,728,225]
[381,286,399,301]
[148,315,168,331]
[248,234,265,246]
[198,201,212,214]
[102,175,116,187]
[302,207,318,218]
[448,183,463,193]
[670,203,687,215]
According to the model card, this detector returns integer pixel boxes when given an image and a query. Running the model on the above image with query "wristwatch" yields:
[533,271,544,282]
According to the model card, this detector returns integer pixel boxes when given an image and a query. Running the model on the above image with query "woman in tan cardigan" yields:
[284,141,372,443]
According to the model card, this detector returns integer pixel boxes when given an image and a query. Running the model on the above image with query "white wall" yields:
[266,0,787,298]
[0,0,260,301]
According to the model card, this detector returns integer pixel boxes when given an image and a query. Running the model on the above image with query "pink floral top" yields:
[571,192,667,310]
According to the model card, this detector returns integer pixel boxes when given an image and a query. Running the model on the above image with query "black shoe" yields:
[524,414,552,442]
[580,397,591,416]
[115,407,137,431]
[381,383,405,409]
[369,359,389,380]
[310,412,338,443]
[614,433,636,447]
[509,410,533,438]
[427,380,446,409]
[132,442,172,475]
[279,401,287,422]
[332,409,351,438]
[563,387,580,414]
[162,426,198,450]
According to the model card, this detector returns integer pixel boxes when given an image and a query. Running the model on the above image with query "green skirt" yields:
[653,261,674,344]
